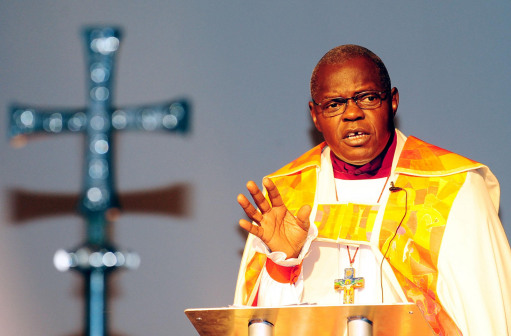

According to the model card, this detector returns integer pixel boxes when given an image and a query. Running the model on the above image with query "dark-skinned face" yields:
[309,56,399,165]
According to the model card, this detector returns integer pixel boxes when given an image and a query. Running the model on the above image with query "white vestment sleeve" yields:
[255,224,318,306]
[436,170,511,335]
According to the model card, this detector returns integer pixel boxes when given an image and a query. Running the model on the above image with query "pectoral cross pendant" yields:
[334,267,365,304]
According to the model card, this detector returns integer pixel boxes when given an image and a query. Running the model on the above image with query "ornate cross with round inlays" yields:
[9,27,190,336]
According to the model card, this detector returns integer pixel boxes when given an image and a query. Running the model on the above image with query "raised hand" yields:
[237,177,311,259]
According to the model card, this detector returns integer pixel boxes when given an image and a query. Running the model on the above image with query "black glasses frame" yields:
[312,90,389,117]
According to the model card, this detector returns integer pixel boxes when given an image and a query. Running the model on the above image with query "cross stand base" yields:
[53,243,140,336]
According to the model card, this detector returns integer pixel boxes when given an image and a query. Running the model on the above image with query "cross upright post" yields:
[9,26,190,336]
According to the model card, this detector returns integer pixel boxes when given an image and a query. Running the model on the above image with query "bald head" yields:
[310,45,391,100]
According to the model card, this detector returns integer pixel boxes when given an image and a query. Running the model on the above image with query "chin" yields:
[336,155,373,166]
[347,158,373,166]
[337,150,377,166]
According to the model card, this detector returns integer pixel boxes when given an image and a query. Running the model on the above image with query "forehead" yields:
[315,57,383,96]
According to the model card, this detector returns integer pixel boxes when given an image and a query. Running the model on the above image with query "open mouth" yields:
[342,129,371,147]
[344,131,369,140]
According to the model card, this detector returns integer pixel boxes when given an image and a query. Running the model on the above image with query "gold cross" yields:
[334,267,364,304]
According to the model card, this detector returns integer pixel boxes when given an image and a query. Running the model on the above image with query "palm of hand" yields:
[238,178,311,259]
[258,204,309,258]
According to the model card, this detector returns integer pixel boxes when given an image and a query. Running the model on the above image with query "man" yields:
[234,45,511,335]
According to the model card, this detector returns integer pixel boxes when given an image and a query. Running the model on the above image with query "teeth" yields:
[347,131,365,138]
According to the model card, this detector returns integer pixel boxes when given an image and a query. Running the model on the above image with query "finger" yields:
[295,204,312,231]
[263,177,284,207]
[246,181,271,213]
[237,194,263,222]
[239,219,263,238]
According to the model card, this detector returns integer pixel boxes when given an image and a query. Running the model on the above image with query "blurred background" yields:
[1,1,509,335]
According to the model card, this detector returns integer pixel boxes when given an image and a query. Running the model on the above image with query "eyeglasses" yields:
[312,90,389,117]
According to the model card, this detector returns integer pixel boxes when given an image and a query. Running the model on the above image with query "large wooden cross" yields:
[9,27,190,336]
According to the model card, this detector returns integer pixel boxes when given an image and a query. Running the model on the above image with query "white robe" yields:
[239,131,511,335]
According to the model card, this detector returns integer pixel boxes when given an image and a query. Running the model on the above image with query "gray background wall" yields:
[1,1,509,335]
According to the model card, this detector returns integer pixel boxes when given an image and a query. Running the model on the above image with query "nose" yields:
[342,98,365,121]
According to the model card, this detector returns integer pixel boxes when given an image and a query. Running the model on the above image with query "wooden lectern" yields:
[185,303,434,335]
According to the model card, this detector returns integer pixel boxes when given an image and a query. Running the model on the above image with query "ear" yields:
[309,101,322,132]
[391,87,399,117]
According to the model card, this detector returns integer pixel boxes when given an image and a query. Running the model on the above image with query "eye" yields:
[323,98,346,111]
[358,93,379,103]
[356,92,382,108]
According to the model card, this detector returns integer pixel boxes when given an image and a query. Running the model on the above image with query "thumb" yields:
[295,204,312,231]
